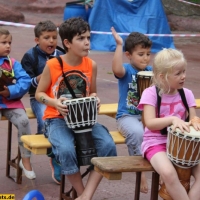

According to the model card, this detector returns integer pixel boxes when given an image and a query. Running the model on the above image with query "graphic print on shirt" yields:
[57,70,90,99]
[160,100,186,120]
[126,74,141,115]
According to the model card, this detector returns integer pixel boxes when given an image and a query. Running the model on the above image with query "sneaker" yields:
[49,158,61,184]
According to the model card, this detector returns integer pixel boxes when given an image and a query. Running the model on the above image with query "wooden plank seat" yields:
[21,131,125,155]
[91,156,160,200]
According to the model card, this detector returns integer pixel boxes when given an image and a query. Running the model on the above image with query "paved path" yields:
[0,5,200,200]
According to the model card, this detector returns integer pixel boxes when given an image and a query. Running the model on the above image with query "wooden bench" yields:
[2,104,118,184]
[91,156,159,200]
[20,131,125,155]
[21,131,125,200]
[3,100,200,197]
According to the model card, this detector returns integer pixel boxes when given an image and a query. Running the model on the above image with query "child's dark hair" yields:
[124,32,152,54]
[59,17,90,52]
[34,20,57,37]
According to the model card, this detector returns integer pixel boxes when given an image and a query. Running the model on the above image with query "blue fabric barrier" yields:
[88,0,175,53]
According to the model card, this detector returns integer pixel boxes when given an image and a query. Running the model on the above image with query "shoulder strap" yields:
[56,46,65,54]
[178,88,189,122]
[56,56,77,99]
[156,87,161,118]
[156,87,190,135]
[156,87,167,135]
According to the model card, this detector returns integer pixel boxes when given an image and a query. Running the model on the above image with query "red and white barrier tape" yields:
[0,20,35,28]
[91,31,200,37]
[1,20,200,37]
[177,0,200,7]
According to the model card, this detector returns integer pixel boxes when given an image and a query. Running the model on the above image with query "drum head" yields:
[172,126,200,138]
[137,71,153,77]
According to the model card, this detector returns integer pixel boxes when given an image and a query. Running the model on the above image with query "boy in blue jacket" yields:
[21,20,65,184]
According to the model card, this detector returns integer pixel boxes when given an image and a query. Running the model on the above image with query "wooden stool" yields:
[91,156,160,200]
[6,120,22,184]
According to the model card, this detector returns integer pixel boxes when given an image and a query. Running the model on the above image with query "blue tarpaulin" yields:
[88,0,175,53]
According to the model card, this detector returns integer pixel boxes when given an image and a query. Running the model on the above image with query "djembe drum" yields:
[136,71,153,101]
[159,126,200,200]
[136,71,153,126]
[62,96,98,166]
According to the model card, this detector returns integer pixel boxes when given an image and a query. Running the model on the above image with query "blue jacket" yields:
[0,56,31,108]
[21,45,65,97]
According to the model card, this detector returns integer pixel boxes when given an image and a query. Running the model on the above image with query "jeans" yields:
[30,98,54,157]
[117,114,144,156]
[30,98,46,134]
[44,118,117,175]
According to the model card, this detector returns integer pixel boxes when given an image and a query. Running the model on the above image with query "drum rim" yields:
[169,126,200,138]
[62,96,97,104]
[137,71,153,76]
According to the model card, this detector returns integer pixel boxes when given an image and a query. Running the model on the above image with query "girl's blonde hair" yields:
[152,48,187,95]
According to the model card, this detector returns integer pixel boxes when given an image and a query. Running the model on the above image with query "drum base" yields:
[159,185,173,200]
[74,129,97,166]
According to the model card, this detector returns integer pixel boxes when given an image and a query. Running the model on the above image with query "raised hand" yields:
[111,27,123,46]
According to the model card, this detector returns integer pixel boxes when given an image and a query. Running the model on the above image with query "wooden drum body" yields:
[63,96,98,166]
[136,71,153,100]
[136,71,153,127]
[159,126,200,200]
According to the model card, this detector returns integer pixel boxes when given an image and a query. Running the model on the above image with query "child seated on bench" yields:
[111,27,152,193]
[0,28,35,180]
[138,48,200,200]
[35,17,117,199]
[21,20,65,184]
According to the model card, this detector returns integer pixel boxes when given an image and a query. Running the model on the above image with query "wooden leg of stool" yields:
[6,121,12,178]
[6,121,22,184]
[16,148,22,184]
[134,172,141,200]
[150,172,159,200]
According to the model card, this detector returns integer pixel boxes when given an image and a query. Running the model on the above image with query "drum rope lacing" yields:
[167,128,200,168]
[63,97,97,129]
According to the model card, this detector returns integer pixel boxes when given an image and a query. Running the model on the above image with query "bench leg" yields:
[150,172,159,200]
[134,172,141,200]
[6,121,22,184]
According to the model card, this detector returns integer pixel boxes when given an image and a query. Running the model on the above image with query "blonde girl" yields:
[137,48,200,200]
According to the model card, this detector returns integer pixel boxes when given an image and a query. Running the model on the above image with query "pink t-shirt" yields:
[137,86,196,156]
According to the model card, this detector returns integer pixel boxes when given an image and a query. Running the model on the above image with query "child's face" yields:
[0,34,12,57]
[35,31,58,55]
[126,45,151,71]
[166,64,186,94]
[66,31,90,57]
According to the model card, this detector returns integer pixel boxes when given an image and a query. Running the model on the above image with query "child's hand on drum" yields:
[55,97,68,116]
[189,116,200,131]
[171,116,190,133]
[111,27,123,46]
[90,93,101,111]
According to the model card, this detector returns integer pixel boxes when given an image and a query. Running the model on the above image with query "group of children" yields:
[1,16,200,200]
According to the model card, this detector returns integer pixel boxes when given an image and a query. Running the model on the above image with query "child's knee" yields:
[160,168,177,183]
